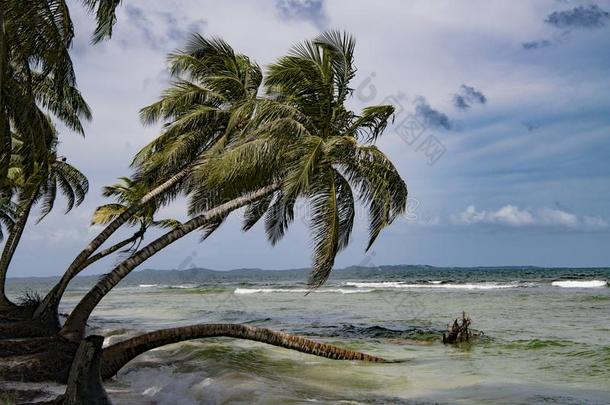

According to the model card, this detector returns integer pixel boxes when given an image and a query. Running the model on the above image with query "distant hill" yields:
[5,264,555,292]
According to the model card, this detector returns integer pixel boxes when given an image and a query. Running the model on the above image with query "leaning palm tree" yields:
[82,176,182,267]
[0,32,402,386]
[0,68,91,313]
[33,34,263,323]
[58,32,407,353]
[0,126,88,309]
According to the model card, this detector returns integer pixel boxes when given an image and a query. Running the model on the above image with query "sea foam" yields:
[234,288,373,294]
[551,280,608,288]
[344,281,521,290]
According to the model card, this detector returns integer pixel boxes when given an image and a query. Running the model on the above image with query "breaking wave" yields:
[551,280,608,288]
[234,288,373,294]
[344,281,524,290]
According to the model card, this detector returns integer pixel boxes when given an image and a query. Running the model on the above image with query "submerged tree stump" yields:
[442,312,473,344]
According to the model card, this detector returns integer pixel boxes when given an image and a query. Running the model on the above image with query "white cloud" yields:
[451,205,608,231]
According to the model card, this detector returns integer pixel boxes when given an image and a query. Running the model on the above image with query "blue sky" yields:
[11,0,610,277]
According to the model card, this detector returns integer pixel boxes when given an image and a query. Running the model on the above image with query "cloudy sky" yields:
[11,0,610,277]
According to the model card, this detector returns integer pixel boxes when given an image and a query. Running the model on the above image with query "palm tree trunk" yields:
[32,230,144,322]
[81,230,144,269]
[34,170,188,320]
[0,189,38,307]
[60,335,112,405]
[0,2,9,187]
[60,185,278,341]
[101,323,385,379]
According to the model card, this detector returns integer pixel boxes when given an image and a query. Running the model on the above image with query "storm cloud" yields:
[414,96,453,130]
[453,85,487,110]
[545,4,610,29]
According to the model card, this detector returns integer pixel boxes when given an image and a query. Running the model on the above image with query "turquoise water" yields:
[6,267,610,404]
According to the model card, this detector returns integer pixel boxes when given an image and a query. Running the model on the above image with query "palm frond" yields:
[264,192,295,245]
[307,170,339,288]
[242,192,274,232]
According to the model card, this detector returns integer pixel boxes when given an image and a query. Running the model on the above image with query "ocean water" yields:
[5,267,610,404]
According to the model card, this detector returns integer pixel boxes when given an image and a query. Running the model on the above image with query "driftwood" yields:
[442,312,473,344]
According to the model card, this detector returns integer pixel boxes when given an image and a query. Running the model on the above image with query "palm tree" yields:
[34,34,263,322]
[0,32,400,387]
[0,0,122,326]
[191,31,407,287]
[1,0,76,186]
[0,0,124,187]
[0,71,90,310]
[58,32,407,347]
[0,127,88,308]
[81,176,166,266]
[31,176,181,321]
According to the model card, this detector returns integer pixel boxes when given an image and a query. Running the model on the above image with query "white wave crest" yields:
[168,284,198,289]
[344,281,521,290]
[234,288,373,295]
[551,280,608,288]
[138,284,158,288]
[344,282,405,288]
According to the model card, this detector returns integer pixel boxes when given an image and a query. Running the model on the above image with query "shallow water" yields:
[6,267,610,404]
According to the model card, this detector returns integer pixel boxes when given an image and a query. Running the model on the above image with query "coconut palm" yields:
[1,0,76,186]
[58,32,407,351]
[0,71,90,311]
[194,30,408,287]
[34,35,263,323]
[0,126,88,308]
[0,0,124,187]
[0,32,398,388]
[74,175,184,272]
[82,176,168,265]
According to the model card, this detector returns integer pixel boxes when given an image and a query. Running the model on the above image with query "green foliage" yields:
[0,0,122,188]
[233,31,407,287]
[91,176,180,249]
[134,31,408,289]
[81,0,124,43]
[0,195,16,242]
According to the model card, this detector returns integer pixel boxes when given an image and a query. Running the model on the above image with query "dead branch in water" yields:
[442,312,476,344]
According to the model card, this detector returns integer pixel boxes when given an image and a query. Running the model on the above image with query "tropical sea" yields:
[4,266,610,405]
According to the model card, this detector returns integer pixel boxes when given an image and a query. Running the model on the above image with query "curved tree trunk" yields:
[0,189,38,307]
[101,323,385,379]
[47,335,112,405]
[31,230,144,323]
[60,185,278,341]
[82,230,144,269]
[34,170,187,321]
